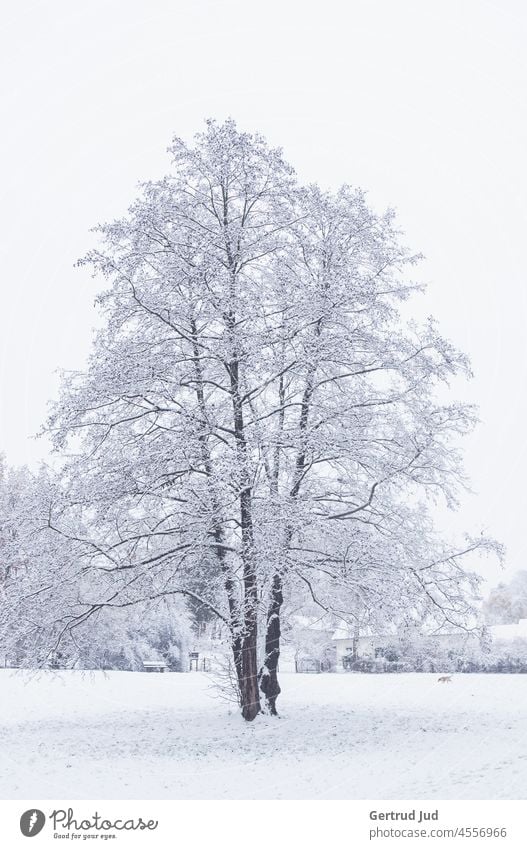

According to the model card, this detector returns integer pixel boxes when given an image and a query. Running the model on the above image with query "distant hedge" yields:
[342,656,527,674]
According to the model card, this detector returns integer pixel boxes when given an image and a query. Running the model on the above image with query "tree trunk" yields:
[226,345,262,721]
[223,191,262,721]
[259,572,283,715]
[221,548,244,700]
[190,321,247,707]
[238,484,261,721]
[240,620,261,721]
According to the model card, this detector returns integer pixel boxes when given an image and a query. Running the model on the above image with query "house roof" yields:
[490,619,527,641]
[332,623,397,641]
[333,619,527,644]
[292,613,335,632]
[331,620,479,642]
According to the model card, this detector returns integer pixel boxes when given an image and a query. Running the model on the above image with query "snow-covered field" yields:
[1,670,526,799]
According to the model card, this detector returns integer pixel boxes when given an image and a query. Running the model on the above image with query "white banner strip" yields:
[1,800,526,848]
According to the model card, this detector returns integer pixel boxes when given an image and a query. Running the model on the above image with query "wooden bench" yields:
[142,660,168,673]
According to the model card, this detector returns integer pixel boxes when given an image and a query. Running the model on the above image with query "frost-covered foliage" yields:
[2,121,502,719]
[483,572,527,625]
[341,630,527,674]
[0,460,72,666]
[64,599,192,671]
[0,460,192,670]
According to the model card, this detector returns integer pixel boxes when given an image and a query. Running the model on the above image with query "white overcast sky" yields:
[0,0,525,587]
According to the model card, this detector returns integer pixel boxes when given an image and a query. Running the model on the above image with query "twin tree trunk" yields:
[231,571,283,719]
[228,369,313,721]
[238,373,314,720]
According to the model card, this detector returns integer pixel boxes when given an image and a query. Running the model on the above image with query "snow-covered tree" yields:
[0,461,76,665]
[44,119,500,720]
[0,459,193,671]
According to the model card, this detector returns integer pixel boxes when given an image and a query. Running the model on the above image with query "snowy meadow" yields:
[2,670,525,800]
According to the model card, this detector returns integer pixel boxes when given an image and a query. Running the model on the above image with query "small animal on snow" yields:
[437,675,452,683]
